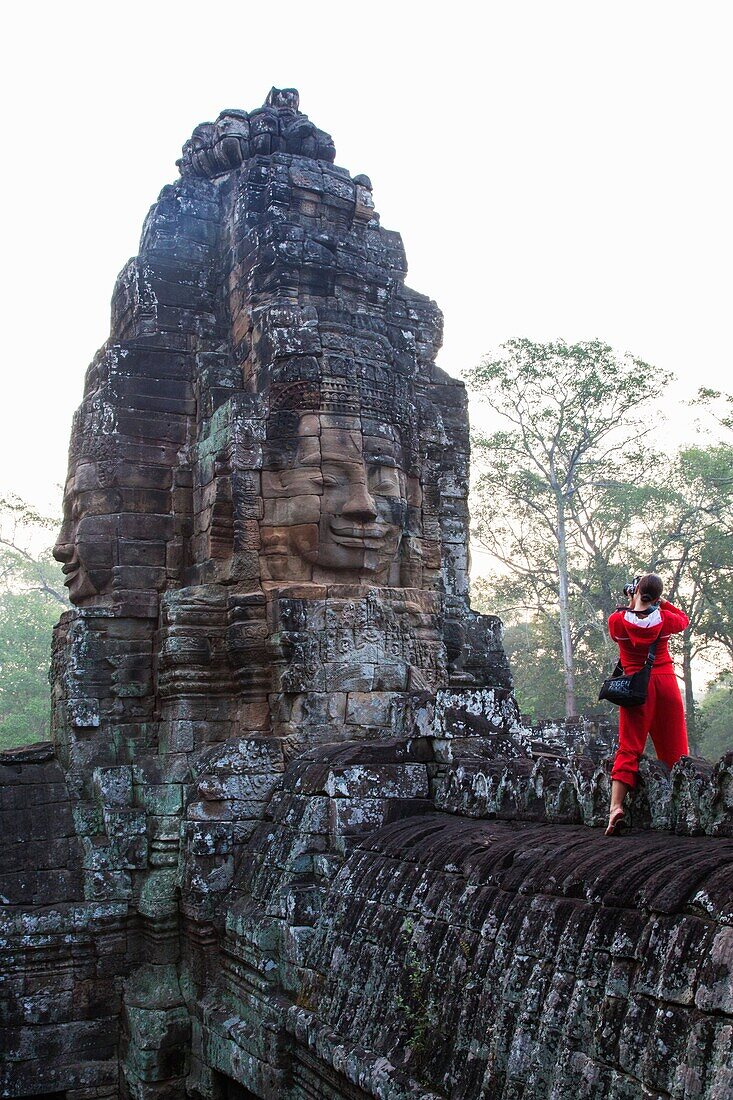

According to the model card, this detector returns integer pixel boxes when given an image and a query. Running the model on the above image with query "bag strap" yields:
[614,639,658,678]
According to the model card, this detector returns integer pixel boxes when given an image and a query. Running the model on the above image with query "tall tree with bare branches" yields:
[468,338,669,717]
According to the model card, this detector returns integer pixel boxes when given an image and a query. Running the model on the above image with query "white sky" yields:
[2,0,731,523]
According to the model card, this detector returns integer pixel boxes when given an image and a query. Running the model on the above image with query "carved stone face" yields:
[260,415,407,584]
[53,461,116,602]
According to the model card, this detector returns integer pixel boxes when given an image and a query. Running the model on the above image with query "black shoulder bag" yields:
[599,640,658,708]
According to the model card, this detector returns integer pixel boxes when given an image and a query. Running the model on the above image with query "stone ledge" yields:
[0,740,55,765]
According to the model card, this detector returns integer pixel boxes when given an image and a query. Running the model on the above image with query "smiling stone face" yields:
[260,415,406,585]
[54,460,117,602]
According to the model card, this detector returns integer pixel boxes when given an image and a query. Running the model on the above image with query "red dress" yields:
[607,601,689,788]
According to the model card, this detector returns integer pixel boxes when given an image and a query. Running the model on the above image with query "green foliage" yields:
[693,387,733,435]
[468,338,670,716]
[0,589,60,746]
[0,495,67,750]
[474,580,615,721]
[394,918,436,1063]
[499,618,566,719]
[697,675,733,761]
[670,444,733,658]
[469,345,733,732]
[641,439,733,735]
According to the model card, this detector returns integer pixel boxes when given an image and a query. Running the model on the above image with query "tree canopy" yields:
[469,345,733,758]
[468,338,669,716]
[0,495,67,749]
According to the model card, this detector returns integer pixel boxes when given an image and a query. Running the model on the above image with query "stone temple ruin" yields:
[1,88,732,1100]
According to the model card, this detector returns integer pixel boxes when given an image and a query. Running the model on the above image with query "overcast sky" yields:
[2,0,731,517]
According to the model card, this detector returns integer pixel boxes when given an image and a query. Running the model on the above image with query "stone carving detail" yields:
[1,89,731,1100]
[177,88,337,179]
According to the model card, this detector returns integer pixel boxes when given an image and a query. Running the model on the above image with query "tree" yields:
[473,567,636,722]
[468,338,670,717]
[642,440,733,742]
[0,495,67,750]
[0,494,67,605]
[696,673,733,761]
[0,589,65,746]
[694,386,733,436]
[685,391,733,666]
[496,612,608,721]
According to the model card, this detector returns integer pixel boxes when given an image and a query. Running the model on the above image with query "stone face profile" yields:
[1,89,732,1100]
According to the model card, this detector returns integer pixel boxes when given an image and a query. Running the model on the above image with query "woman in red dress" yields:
[606,573,689,835]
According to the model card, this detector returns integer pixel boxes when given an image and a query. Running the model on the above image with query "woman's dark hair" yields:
[637,573,663,604]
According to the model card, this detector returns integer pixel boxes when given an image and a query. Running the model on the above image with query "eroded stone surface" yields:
[1,89,732,1099]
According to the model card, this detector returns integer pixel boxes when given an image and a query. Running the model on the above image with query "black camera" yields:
[623,575,642,598]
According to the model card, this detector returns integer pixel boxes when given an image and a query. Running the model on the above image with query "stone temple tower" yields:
[1,90,731,1100]
[51,86,512,779]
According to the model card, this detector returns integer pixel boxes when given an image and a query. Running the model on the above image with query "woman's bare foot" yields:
[605,806,626,836]
[605,779,631,836]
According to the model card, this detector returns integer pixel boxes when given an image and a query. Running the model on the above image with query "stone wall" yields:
[294,815,733,1098]
[3,734,732,1097]
[0,744,128,1097]
[179,737,733,1099]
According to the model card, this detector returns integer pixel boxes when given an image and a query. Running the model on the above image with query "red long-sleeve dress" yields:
[607,600,689,788]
